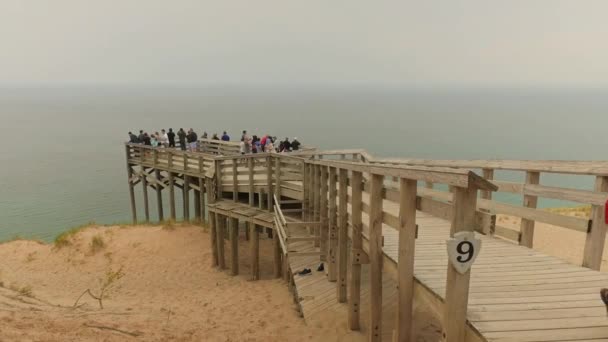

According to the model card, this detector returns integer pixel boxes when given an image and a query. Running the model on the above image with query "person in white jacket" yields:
[159,129,169,148]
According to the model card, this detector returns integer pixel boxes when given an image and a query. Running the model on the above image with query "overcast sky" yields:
[1,1,607,86]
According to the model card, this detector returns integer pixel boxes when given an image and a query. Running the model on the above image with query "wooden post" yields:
[230,217,239,275]
[520,171,540,247]
[328,166,338,281]
[216,160,223,201]
[273,227,282,278]
[155,169,164,222]
[320,165,329,263]
[303,163,310,226]
[583,176,608,270]
[232,159,238,201]
[248,158,254,206]
[183,175,190,221]
[313,164,320,246]
[193,188,201,221]
[349,170,363,330]
[250,222,260,280]
[199,178,205,223]
[480,169,494,201]
[275,157,281,204]
[142,170,150,222]
[207,177,218,266]
[216,214,226,269]
[267,156,273,211]
[337,168,348,302]
[368,173,384,342]
[442,186,478,342]
[168,172,176,220]
[125,146,137,224]
[396,178,417,342]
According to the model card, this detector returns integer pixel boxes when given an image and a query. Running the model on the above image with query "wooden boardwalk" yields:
[125,143,608,342]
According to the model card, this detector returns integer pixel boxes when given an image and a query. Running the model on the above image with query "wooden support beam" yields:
[583,176,608,270]
[320,165,329,263]
[125,146,137,224]
[142,170,150,222]
[209,211,218,266]
[230,217,239,276]
[155,169,164,222]
[216,214,226,269]
[368,173,384,342]
[328,166,338,282]
[273,227,282,278]
[193,187,201,221]
[303,163,310,229]
[442,186,478,342]
[169,172,176,220]
[216,160,223,201]
[250,222,260,280]
[337,168,348,302]
[520,171,540,247]
[349,170,363,330]
[480,168,494,201]
[183,176,190,221]
[396,178,417,342]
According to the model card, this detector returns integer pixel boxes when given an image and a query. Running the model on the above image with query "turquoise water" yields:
[1,85,606,241]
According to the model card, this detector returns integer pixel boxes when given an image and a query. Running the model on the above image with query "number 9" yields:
[456,241,474,263]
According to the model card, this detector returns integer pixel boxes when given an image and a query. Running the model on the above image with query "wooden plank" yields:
[125,150,137,224]
[337,168,348,302]
[273,223,282,278]
[583,176,608,270]
[248,158,254,206]
[443,186,478,342]
[155,169,164,221]
[232,160,238,201]
[199,177,205,223]
[142,171,150,222]
[183,175,190,221]
[520,171,539,247]
[396,178,417,342]
[230,217,239,276]
[368,173,384,342]
[267,156,273,211]
[275,157,282,201]
[216,160,223,201]
[349,170,363,330]
[328,166,338,282]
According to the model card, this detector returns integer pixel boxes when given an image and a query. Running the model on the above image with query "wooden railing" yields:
[363,157,608,271]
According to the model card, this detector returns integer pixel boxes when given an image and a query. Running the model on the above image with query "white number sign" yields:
[446,231,481,274]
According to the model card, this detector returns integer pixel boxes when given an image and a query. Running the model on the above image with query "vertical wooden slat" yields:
[520,171,540,247]
[169,172,176,220]
[328,166,338,281]
[199,177,205,223]
[396,178,417,342]
[337,168,348,302]
[320,165,329,263]
[368,173,384,342]
[443,186,478,342]
[301,161,306,220]
[349,170,363,330]
[248,158,254,206]
[481,168,494,201]
[216,160,223,201]
[142,170,150,222]
[267,156,273,211]
[230,217,239,275]
[583,176,608,270]
[183,175,190,221]
[233,159,238,201]
[155,169,164,221]
[250,222,260,280]
[216,214,226,269]
[313,165,321,247]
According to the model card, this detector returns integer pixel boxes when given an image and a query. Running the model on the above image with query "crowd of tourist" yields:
[127,129,302,154]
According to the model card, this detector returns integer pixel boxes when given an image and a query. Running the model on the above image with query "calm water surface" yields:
[1,86,607,241]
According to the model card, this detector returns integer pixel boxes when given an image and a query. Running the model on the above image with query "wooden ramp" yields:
[287,208,608,342]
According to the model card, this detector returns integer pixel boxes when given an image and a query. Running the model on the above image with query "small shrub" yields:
[90,235,106,254]
[54,221,96,248]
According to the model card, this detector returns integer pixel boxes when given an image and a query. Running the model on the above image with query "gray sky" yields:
[1,1,607,86]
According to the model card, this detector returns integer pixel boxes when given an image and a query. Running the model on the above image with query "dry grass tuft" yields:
[54,221,97,248]
[90,235,106,254]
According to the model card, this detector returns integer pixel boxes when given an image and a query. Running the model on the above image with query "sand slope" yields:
[0,225,357,341]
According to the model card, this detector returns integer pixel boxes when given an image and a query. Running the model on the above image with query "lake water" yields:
[1,85,607,241]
